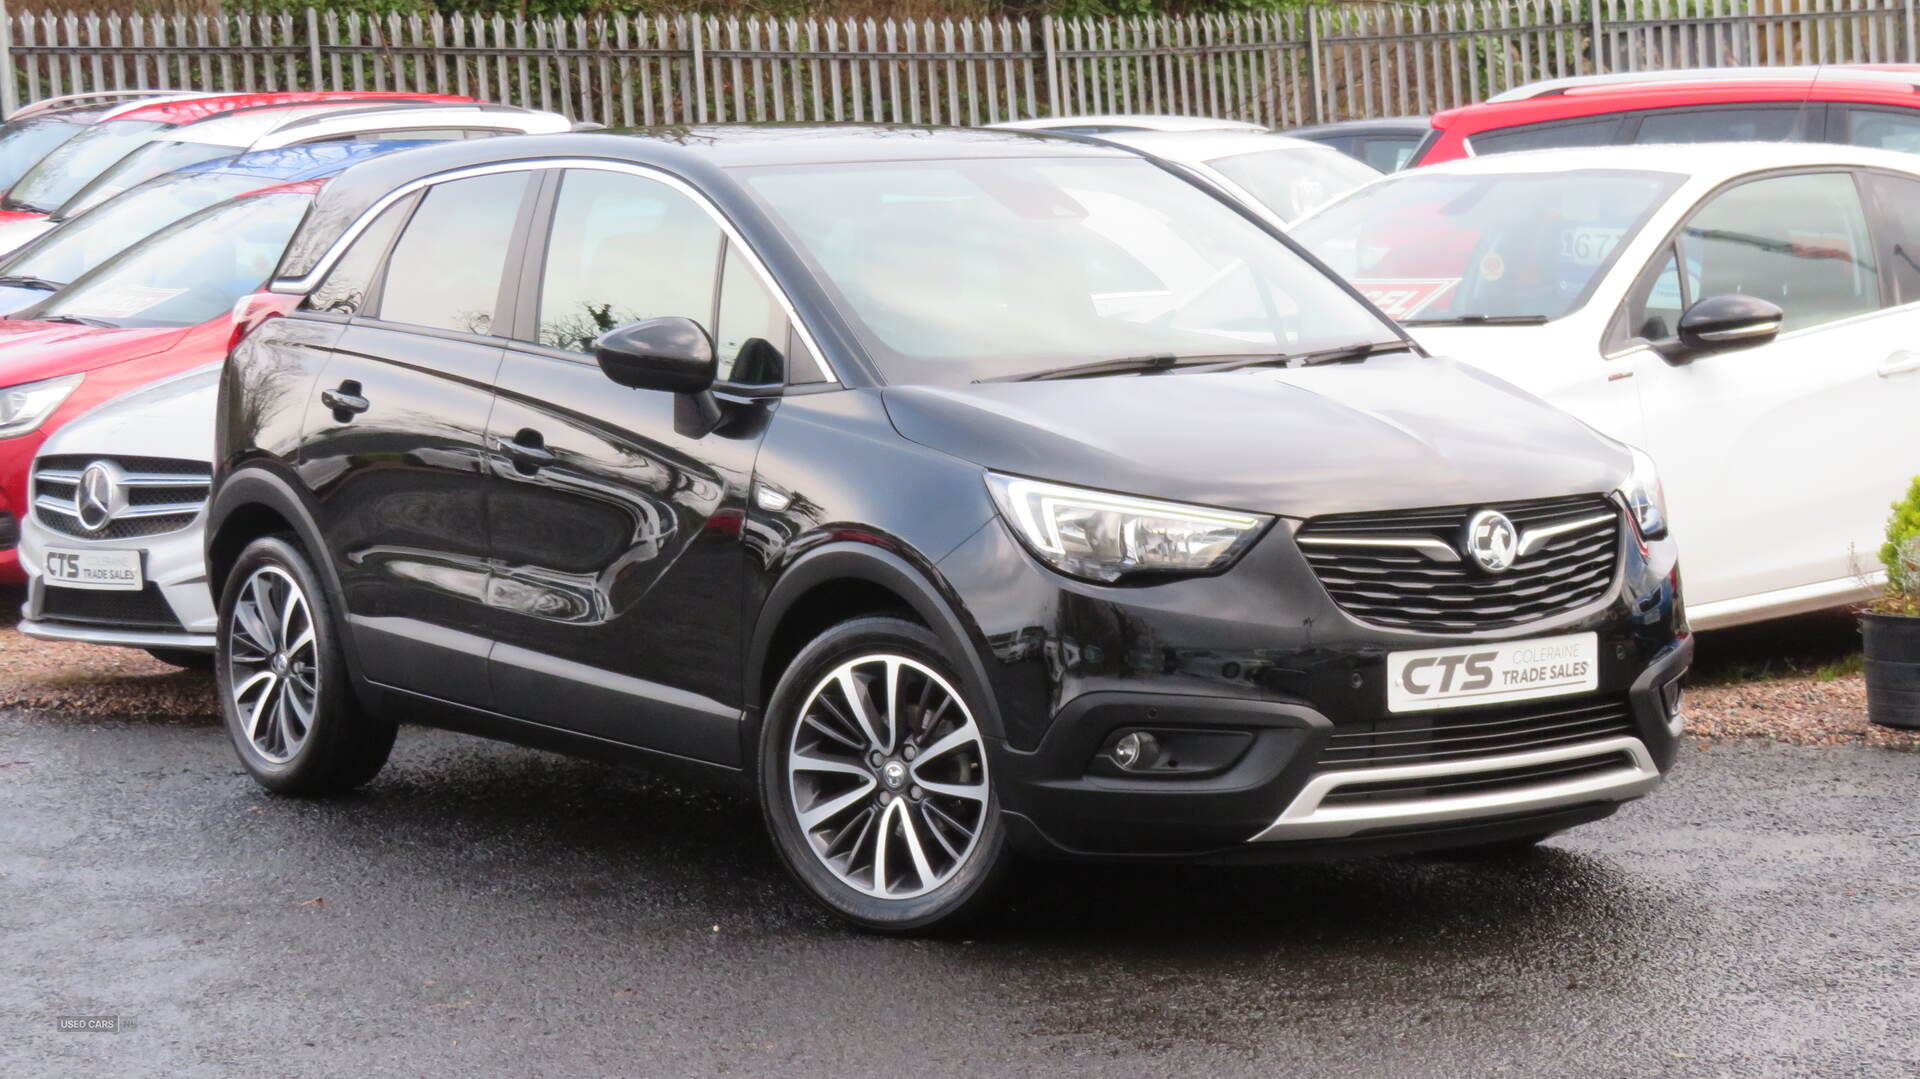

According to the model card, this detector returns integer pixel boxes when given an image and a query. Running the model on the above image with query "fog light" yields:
[1111,731,1160,771]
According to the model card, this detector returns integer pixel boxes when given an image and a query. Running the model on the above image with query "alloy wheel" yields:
[225,565,320,765]
[785,654,990,899]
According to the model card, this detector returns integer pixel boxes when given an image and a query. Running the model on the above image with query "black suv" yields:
[210,129,1690,932]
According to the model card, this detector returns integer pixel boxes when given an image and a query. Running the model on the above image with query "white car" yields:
[0,102,572,253]
[1087,129,1380,226]
[990,113,1268,135]
[1291,142,1920,628]
[17,363,219,666]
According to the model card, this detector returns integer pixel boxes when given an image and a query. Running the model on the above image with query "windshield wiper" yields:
[0,274,61,292]
[1190,340,1413,373]
[1402,314,1549,326]
[985,354,1221,383]
[37,313,118,329]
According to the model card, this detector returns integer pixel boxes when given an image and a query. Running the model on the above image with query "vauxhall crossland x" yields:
[208,130,1690,932]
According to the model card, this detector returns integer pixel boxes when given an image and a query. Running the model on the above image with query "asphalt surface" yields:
[4,709,1916,1078]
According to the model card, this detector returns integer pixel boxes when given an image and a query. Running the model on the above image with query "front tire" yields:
[216,535,394,795]
[758,617,1011,933]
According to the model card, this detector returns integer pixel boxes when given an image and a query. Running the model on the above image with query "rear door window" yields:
[1842,107,1920,153]
[1630,106,1809,146]
[1467,116,1623,156]
[1862,171,1920,305]
[377,171,530,336]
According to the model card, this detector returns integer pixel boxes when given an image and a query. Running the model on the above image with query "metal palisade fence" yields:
[1,1,1916,127]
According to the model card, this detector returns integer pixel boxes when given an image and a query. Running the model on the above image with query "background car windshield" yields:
[0,118,87,190]
[1,170,261,290]
[57,138,239,218]
[28,191,310,328]
[1292,169,1681,322]
[1205,145,1381,221]
[740,156,1395,384]
[3,119,170,213]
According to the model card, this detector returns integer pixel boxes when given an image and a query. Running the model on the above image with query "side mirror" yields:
[593,317,716,393]
[1661,294,1783,363]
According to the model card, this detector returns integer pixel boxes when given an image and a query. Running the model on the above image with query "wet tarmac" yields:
[4,709,1915,1076]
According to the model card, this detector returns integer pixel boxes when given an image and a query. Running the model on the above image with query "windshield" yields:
[0,118,87,191]
[739,156,1396,385]
[0,170,261,289]
[1205,145,1380,222]
[24,191,310,328]
[4,120,171,214]
[55,139,237,219]
[1292,169,1682,323]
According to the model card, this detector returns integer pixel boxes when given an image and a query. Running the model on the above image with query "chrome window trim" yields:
[271,157,840,385]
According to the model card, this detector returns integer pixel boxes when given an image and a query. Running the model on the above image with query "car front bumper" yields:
[936,513,1689,860]
[16,510,216,653]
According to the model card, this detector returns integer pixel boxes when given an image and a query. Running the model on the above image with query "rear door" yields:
[479,166,783,763]
[300,169,537,707]
[1619,170,1898,608]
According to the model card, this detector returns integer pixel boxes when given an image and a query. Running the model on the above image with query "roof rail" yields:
[8,88,220,120]
[1486,64,1920,103]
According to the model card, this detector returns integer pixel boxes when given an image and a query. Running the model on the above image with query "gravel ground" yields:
[2,587,1916,748]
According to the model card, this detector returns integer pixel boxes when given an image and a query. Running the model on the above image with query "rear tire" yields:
[145,647,213,671]
[216,535,394,795]
[758,616,1011,934]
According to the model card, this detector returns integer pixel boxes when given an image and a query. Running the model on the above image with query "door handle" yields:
[493,429,555,474]
[321,381,369,420]
[1878,351,1920,377]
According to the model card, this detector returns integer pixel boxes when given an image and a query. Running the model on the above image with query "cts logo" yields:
[1401,650,1499,696]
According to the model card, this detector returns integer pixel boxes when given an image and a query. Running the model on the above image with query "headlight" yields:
[0,373,82,439]
[987,473,1270,583]
[1616,447,1667,540]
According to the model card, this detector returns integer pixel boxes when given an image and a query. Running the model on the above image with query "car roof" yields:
[176,139,442,182]
[1488,63,1920,102]
[1391,139,1920,180]
[164,101,566,148]
[109,90,470,127]
[1283,116,1430,137]
[1436,75,1920,131]
[279,125,1135,278]
[991,114,1267,133]
[1084,128,1336,160]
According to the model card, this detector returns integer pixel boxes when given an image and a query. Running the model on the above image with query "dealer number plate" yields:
[1386,632,1598,714]
[43,547,143,592]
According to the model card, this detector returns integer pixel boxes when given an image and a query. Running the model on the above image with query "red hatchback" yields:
[1412,66,1920,166]
[0,89,465,226]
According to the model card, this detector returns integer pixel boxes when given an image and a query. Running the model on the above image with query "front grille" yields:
[33,454,211,540]
[1317,695,1638,770]
[1297,494,1622,632]
[1319,751,1636,807]
[39,584,181,629]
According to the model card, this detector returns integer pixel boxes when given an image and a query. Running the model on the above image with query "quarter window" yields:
[713,243,788,385]
[378,172,529,335]
[535,169,723,354]
[1680,172,1879,334]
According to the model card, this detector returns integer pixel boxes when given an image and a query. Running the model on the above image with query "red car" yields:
[0,89,466,228]
[1411,66,1920,166]
[0,178,327,580]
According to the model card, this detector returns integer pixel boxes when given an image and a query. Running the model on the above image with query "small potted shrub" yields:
[1862,476,1920,729]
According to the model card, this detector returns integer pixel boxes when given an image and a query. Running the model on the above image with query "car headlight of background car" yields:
[0,373,83,439]
[1616,446,1668,540]
[988,473,1270,583]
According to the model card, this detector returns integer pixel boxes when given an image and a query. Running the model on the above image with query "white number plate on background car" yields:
[42,548,143,592]
[1386,632,1598,714]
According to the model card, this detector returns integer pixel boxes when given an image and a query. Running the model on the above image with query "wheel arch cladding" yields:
[747,543,1007,754]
